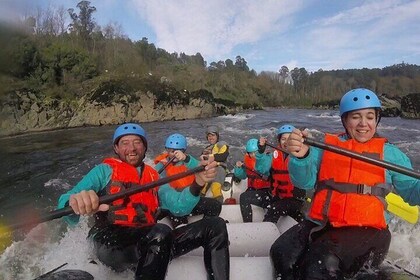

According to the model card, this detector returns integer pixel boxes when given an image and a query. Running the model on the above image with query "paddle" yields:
[385,259,420,279]
[266,143,288,154]
[266,141,419,224]
[304,137,420,179]
[304,137,419,224]
[157,156,175,174]
[34,263,68,280]
[242,165,269,181]
[8,165,206,231]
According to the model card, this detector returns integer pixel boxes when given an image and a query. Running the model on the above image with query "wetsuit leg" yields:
[168,214,189,228]
[192,197,222,217]
[300,226,391,280]
[270,220,316,280]
[172,217,229,280]
[90,224,150,272]
[135,223,173,280]
[239,188,271,222]
[89,223,173,280]
[264,198,304,223]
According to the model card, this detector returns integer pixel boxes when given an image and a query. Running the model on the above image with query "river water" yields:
[0,108,419,279]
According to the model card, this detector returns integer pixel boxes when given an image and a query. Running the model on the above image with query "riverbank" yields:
[0,82,243,137]
[311,92,420,118]
[1,80,418,138]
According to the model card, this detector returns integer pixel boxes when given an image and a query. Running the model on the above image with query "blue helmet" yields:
[113,123,147,147]
[165,133,187,150]
[246,138,259,153]
[277,124,295,136]
[339,88,381,117]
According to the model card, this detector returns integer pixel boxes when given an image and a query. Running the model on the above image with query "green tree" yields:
[68,1,97,41]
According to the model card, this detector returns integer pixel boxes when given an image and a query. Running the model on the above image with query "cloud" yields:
[317,0,407,26]
[295,0,420,71]
[130,0,303,60]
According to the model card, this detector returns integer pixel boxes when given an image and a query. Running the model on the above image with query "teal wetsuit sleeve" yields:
[255,152,272,177]
[288,146,323,190]
[185,155,200,169]
[57,163,112,225]
[234,166,247,180]
[384,143,420,206]
[158,184,200,216]
[155,162,164,173]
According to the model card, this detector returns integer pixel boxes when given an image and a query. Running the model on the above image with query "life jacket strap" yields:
[271,170,289,175]
[318,179,392,198]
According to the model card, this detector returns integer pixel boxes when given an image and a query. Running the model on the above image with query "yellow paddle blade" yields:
[0,223,13,253]
[386,193,419,224]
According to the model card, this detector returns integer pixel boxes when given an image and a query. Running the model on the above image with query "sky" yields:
[1,0,419,73]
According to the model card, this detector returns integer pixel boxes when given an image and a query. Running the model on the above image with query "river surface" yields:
[0,108,419,279]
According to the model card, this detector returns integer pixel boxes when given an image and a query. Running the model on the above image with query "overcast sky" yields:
[1,0,419,73]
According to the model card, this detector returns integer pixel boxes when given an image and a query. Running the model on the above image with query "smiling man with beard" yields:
[58,123,229,280]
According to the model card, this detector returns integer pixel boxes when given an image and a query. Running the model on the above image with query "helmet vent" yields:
[353,97,358,101]
[123,126,138,130]
[365,95,371,100]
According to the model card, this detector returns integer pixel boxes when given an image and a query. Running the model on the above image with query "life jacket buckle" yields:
[357,184,372,195]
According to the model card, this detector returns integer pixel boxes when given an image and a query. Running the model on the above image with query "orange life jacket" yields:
[271,150,305,199]
[244,154,270,190]
[154,153,195,190]
[308,134,392,229]
[154,153,169,165]
[103,157,159,227]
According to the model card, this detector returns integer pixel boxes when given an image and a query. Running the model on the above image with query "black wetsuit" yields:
[167,196,222,227]
[263,196,305,223]
[270,220,391,280]
[89,216,229,280]
[239,187,272,222]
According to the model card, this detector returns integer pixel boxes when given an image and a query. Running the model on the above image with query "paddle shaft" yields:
[267,141,418,223]
[34,263,68,280]
[9,165,205,231]
[386,260,420,279]
[243,165,269,181]
[157,157,175,174]
[266,143,288,154]
[304,137,420,179]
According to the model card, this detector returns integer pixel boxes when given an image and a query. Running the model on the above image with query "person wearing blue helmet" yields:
[258,124,306,224]
[234,138,272,222]
[154,133,222,227]
[270,89,420,279]
[57,123,230,280]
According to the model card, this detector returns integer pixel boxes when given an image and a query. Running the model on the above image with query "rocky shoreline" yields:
[312,93,420,118]
[1,84,418,138]
[0,85,241,138]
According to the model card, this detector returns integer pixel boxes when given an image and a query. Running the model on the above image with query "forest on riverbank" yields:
[1,0,419,110]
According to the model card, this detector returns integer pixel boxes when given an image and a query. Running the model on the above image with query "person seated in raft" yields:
[270,88,420,280]
[154,133,222,228]
[259,124,306,223]
[58,123,229,280]
[234,138,272,222]
[200,125,230,204]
